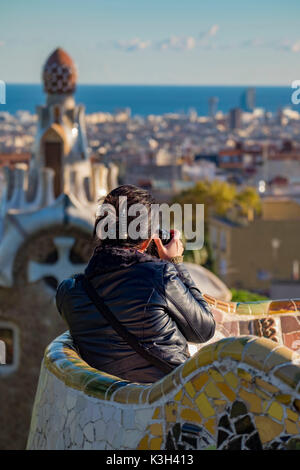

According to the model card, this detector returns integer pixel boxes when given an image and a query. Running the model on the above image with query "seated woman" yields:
[56,185,215,383]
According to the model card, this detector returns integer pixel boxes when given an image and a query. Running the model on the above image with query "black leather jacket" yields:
[56,246,215,383]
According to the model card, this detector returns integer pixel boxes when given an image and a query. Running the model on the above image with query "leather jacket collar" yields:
[85,245,160,277]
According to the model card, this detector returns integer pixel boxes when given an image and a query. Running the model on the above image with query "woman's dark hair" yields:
[93,185,156,249]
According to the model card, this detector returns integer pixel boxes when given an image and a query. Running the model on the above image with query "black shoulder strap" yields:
[79,274,173,375]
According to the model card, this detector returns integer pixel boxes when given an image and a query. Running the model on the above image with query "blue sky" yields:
[1,0,300,85]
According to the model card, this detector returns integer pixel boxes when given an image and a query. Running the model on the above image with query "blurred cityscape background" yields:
[1,77,300,301]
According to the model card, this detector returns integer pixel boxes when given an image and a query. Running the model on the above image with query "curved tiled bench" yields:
[203,295,300,317]
[203,296,300,349]
[27,325,300,450]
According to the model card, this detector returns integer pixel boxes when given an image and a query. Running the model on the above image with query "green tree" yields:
[173,180,261,272]
[174,180,238,220]
[230,289,269,302]
[236,186,262,220]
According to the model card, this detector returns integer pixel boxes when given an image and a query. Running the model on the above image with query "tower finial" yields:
[42,48,77,95]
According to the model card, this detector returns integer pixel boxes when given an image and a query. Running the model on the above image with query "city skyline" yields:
[1,0,300,86]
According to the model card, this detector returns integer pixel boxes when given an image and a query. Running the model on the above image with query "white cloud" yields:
[291,41,300,53]
[112,32,300,54]
[154,24,220,52]
[284,40,300,53]
[247,38,300,53]
[206,24,219,38]
[219,37,300,53]
[198,24,219,45]
[266,39,300,53]
[114,25,219,53]
[157,35,196,51]
[114,38,152,52]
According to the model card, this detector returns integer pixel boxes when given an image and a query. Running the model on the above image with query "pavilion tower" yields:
[33,48,89,197]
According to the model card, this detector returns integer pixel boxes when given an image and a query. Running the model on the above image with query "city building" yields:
[209,196,300,294]
[240,87,256,112]
[0,152,31,168]
[270,279,300,299]
[228,107,242,130]
[208,96,219,118]
[218,148,244,170]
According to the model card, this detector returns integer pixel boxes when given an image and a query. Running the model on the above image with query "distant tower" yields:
[277,108,287,127]
[208,96,219,118]
[228,108,242,130]
[240,87,256,112]
[33,48,88,197]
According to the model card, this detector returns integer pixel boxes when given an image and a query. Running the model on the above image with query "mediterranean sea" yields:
[1,84,297,117]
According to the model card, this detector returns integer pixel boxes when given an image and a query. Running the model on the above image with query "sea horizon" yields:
[5,83,292,87]
[0,84,297,117]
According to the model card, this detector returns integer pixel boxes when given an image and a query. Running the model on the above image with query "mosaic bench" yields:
[203,295,300,351]
[27,298,300,450]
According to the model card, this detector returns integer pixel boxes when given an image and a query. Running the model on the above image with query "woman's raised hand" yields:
[153,229,184,261]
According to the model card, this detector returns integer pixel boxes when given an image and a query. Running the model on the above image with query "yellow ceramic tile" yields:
[256,388,271,400]
[285,419,298,435]
[148,382,163,404]
[219,340,245,361]
[184,382,196,398]
[182,394,194,408]
[192,372,209,391]
[287,408,299,422]
[240,379,251,390]
[243,338,278,371]
[161,373,177,397]
[216,382,236,401]
[237,368,252,382]
[212,337,234,360]
[112,387,129,404]
[165,402,178,422]
[262,400,269,412]
[268,402,283,422]
[204,418,216,436]
[239,389,262,413]
[150,437,163,450]
[182,356,198,378]
[150,423,163,436]
[274,364,300,390]
[174,390,183,401]
[152,407,161,419]
[180,408,202,424]
[195,392,215,418]
[254,416,283,444]
[214,399,227,406]
[276,394,291,405]
[255,377,279,394]
[205,381,222,399]
[128,387,147,404]
[138,435,149,450]
[263,347,294,372]
[209,369,224,382]
[196,344,214,368]
[224,372,239,389]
